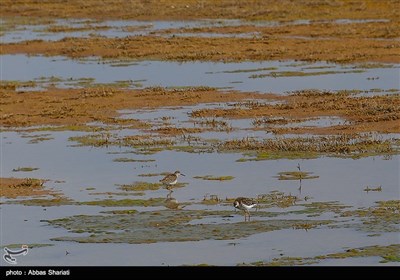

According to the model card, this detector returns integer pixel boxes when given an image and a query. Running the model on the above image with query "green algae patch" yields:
[27,137,54,144]
[363,185,382,192]
[249,256,319,266]
[1,243,54,249]
[249,69,365,79]
[339,200,400,232]
[221,67,278,73]
[29,124,104,132]
[193,175,235,181]
[291,201,351,217]
[138,172,170,177]
[78,198,165,207]
[381,255,400,263]
[276,171,319,180]
[9,196,74,207]
[113,157,155,163]
[100,209,138,215]
[222,134,398,161]
[315,244,400,263]
[12,167,39,172]
[68,133,113,147]
[46,210,332,244]
[117,182,162,191]
[201,194,222,205]
[237,151,319,162]
[246,244,400,266]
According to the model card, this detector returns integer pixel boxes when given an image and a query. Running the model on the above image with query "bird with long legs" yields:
[233,197,257,222]
[159,170,185,191]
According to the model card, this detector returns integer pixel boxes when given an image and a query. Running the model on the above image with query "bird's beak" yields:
[181,173,186,176]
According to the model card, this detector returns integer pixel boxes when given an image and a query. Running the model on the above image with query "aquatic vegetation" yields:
[1,243,54,249]
[276,171,319,180]
[221,67,278,73]
[237,151,319,161]
[292,223,317,231]
[201,194,222,205]
[138,172,170,177]
[27,137,54,144]
[249,256,319,266]
[193,175,235,181]
[0,177,54,199]
[247,244,400,266]
[293,201,351,217]
[113,157,155,163]
[221,134,397,161]
[68,133,114,147]
[78,198,165,207]
[363,185,382,192]
[12,167,39,172]
[46,210,332,244]
[100,209,138,215]
[194,118,233,131]
[340,200,400,232]
[249,69,365,78]
[117,182,162,192]
[0,0,399,267]
[10,196,74,207]
[315,244,400,263]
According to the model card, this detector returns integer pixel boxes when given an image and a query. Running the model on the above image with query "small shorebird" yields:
[233,197,257,222]
[159,171,185,190]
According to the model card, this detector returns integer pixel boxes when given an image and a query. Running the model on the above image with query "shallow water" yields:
[2,55,399,94]
[1,18,391,44]
[1,127,399,265]
[1,18,399,265]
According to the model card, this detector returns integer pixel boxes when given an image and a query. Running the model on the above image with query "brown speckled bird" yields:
[159,171,185,190]
[233,197,257,222]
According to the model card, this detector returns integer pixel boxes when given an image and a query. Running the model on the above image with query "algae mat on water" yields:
[46,210,332,244]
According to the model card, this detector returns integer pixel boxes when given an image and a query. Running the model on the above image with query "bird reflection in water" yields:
[164,190,186,210]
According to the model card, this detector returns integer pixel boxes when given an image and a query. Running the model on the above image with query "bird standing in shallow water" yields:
[159,170,185,191]
[233,197,257,222]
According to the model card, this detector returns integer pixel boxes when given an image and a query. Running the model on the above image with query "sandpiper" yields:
[233,197,257,222]
[159,170,185,190]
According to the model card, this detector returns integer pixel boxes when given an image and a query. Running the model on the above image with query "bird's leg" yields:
[247,210,251,221]
[167,190,172,199]
[244,210,249,222]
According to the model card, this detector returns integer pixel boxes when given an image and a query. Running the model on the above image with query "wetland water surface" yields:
[2,55,399,94]
[1,126,399,266]
[1,15,399,266]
